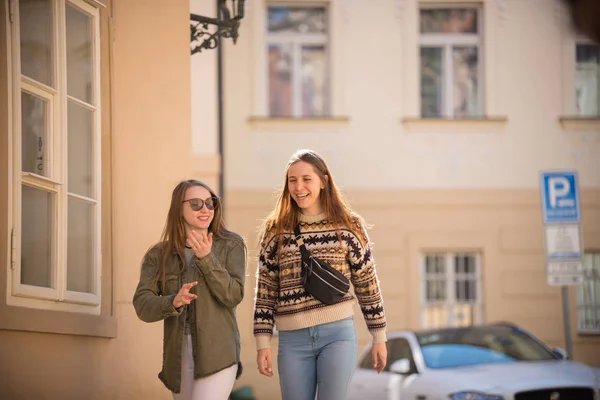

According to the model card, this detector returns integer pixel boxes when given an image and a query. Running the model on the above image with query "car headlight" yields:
[450,392,504,400]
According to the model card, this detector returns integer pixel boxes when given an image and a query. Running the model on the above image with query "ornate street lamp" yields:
[190,0,245,55]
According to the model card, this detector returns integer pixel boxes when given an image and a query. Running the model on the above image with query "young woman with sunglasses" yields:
[253,149,388,400]
[133,179,247,400]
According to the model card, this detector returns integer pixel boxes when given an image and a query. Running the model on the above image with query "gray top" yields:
[184,246,195,334]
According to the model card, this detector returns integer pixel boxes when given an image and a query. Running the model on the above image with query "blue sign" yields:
[540,171,580,223]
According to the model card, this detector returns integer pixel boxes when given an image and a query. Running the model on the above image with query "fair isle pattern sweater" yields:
[253,212,387,350]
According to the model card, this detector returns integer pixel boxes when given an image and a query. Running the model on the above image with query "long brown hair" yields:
[258,149,364,247]
[156,179,230,289]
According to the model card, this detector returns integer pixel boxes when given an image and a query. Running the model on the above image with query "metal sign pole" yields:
[561,286,573,359]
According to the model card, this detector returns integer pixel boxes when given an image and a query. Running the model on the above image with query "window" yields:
[416,325,557,369]
[577,253,600,333]
[10,0,101,314]
[575,39,600,117]
[421,253,482,329]
[266,5,329,117]
[419,7,483,118]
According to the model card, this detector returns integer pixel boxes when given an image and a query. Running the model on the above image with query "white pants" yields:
[172,334,238,400]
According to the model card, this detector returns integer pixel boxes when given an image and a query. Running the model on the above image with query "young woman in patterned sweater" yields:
[253,149,388,400]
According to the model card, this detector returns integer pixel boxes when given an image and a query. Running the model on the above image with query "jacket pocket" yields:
[165,274,180,295]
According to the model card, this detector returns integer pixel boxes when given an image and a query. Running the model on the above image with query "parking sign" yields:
[540,171,580,223]
[540,170,584,287]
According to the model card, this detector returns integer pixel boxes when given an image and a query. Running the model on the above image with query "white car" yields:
[348,323,600,400]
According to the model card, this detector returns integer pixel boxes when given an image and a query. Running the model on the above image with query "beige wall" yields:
[110,0,194,398]
[190,0,218,157]
[0,0,200,399]
[223,0,600,191]
[227,188,600,399]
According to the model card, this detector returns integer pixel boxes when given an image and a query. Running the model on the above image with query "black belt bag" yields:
[294,224,350,305]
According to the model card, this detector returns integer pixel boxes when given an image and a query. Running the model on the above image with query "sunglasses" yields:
[182,197,219,211]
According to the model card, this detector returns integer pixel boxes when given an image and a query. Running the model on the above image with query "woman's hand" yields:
[257,348,273,377]
[187,230,213,259]
[172,281,198,309]
[372,342,387,373]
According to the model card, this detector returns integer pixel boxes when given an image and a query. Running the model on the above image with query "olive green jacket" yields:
[132,232,246,393]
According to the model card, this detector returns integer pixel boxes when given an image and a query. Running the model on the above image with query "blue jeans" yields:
[277,316,358,400]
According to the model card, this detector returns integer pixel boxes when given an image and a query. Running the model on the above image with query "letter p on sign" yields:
[548,177,570,207]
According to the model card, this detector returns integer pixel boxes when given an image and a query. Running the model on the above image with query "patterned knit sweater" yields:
[253,212,387,350]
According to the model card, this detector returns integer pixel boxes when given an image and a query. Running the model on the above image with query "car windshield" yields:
[416,325,558,369]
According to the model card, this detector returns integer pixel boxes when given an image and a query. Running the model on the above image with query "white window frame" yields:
[419,5,484,118]
[265,3,330,118]
[577,253,600,334]
[420,252,483,329]
[8,0,102,314]
[574,36,600,117]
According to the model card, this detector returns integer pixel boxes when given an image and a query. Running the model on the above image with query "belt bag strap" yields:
[293,224,312,259]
